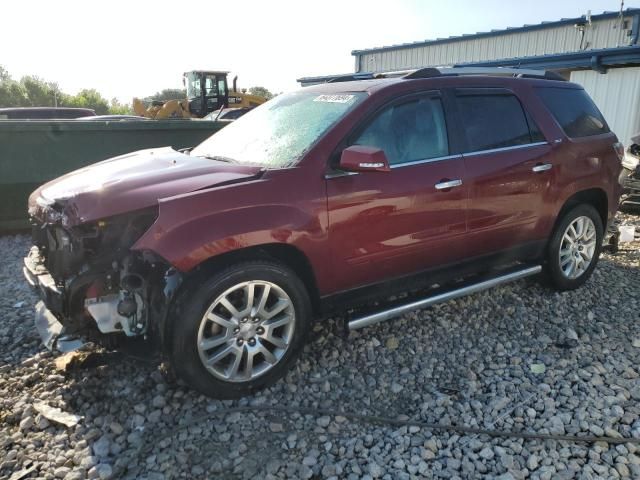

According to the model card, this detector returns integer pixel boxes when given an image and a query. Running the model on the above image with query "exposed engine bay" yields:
[23,203,182,351]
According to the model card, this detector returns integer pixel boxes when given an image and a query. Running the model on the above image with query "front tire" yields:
[170,261,312,399]
[545,204,603,291]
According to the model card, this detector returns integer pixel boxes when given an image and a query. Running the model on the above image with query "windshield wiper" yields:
[197,154,237,163]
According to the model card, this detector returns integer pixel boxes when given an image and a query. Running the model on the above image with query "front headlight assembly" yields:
[73,206,159,254]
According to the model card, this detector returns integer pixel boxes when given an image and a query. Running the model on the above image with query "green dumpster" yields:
[0,119,226,231]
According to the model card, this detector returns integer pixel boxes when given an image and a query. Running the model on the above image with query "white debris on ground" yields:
[0,212,639,480]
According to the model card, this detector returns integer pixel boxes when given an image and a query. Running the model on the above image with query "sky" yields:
[0,0,633,102]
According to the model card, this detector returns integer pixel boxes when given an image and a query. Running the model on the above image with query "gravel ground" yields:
[1,213,639,480]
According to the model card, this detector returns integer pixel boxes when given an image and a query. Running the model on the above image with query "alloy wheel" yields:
[197,281,295,382]
[559,216,597,280]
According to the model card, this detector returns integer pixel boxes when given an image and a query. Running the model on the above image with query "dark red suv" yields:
[24,67,624,398]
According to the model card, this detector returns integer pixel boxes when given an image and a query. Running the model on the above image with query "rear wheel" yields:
[170,261,311,399]
[545,204,603,291]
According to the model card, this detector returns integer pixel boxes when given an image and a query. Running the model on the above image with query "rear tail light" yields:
[613,142,625,162]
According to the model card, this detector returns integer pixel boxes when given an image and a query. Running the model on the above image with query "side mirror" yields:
[339,145,391,173]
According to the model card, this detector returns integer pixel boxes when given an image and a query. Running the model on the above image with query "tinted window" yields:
[353,97,448,165]
[457,94,534,152]
[536,87,609,138]
[525,110,545,143]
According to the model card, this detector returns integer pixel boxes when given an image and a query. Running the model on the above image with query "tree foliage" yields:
[0,66,131,114]
[108,98,132,115]
[0,78,27,107]
[61,89,110,114]
[0,66,11,82]
[148,88,186,102]
[248,86,274,100]
[21,76,59,107]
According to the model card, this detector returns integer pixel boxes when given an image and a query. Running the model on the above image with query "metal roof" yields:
[297,45,640,85]
[456,45,640,72]
[351,8,640,56]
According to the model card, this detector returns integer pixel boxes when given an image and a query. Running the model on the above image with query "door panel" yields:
[463,143,555,258]
[454,89,555,259]
[326,158,467,292]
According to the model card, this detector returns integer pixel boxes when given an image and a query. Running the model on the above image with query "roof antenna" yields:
[615,0,625,46]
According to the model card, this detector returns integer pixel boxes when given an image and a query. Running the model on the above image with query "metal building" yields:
[298,8,640,145]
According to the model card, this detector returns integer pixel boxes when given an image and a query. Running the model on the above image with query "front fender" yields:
[132,174,329,287]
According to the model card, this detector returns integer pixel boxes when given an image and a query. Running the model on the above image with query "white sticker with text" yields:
[313,94,355,104]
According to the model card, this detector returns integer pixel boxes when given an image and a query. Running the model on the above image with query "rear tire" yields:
[544,204,603,291]
[169,261,311,399]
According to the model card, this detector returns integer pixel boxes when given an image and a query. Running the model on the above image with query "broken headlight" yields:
[73,206,158,254]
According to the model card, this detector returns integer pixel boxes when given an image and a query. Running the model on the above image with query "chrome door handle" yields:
[435,179,463,190]
[532,163,552,172]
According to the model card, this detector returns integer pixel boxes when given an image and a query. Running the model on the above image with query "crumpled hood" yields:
[29,147,263,226]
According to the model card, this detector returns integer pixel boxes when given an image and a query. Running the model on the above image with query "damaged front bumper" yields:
[34,301,85,352]
[24,250,85,352]
[24,240,182,355]
[23,248,63,313]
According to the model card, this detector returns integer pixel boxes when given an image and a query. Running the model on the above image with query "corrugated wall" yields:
[570,67,640,146]
[357,16,633,72]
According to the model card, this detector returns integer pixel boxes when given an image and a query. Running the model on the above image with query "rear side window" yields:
[456,94,539,152]
[353,96,449,165]
[536,87,609,138]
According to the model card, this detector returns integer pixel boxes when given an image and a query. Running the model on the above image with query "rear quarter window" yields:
[536,87,609,138]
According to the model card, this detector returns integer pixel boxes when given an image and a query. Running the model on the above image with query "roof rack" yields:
[404,66,566,81]
[323,66,566,84]
[326,73,375,83]
[326,70,416,83]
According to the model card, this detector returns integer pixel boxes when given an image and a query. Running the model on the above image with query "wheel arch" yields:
[552,188,608,235]
[163,243,321,350]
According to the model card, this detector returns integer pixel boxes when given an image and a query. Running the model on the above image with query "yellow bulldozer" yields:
[133,70,267,119]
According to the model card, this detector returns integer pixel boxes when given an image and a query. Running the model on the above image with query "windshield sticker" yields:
[313,94,356,104]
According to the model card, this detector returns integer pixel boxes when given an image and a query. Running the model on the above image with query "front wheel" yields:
[544,204,603,291]
[170,261,312,399]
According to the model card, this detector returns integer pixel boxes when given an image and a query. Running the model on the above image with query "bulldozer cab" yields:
[184,71,229,117]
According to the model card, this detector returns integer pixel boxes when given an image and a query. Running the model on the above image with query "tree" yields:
[149,88,186,102]
[0,66,129,114]
[0,78,27,107]
[21,76,58,107]
[248,86,274,100]
[0,67,139,115]
[0,66,10,82]
[0,67,26,107]
[62,89,110,115]
[108,97,133,115]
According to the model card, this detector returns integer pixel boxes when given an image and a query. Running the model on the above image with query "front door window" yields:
[353,97,449,165]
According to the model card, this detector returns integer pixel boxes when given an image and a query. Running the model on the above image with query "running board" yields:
[348,265,542,331]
